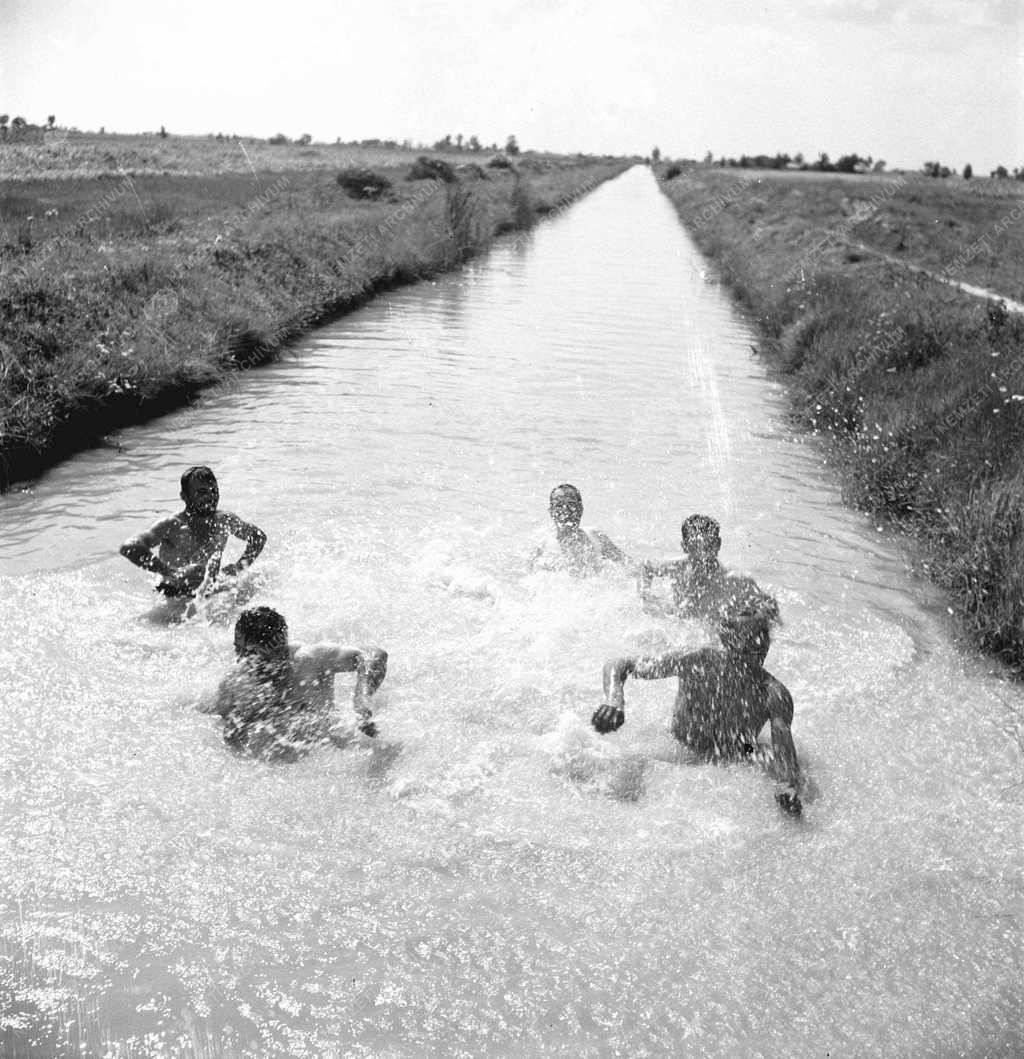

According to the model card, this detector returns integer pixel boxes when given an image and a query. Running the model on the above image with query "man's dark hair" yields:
[235,607,288,654]
[718,610,770,656]
[181,465,217,493]
[550,483,582,504]
[681,513,720,542]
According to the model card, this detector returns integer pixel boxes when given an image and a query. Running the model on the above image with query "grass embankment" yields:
[658,166,1024,671]
[0,135,629,486]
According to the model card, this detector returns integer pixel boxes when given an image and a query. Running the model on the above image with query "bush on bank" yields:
[0,157,628,487]
[658,168,1024,671]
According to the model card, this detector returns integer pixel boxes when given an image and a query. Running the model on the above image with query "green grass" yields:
[657,166,1024,671]
[0,141,628,486]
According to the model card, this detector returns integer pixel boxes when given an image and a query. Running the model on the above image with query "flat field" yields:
[0,131,543,180]
[675,166,1024,302]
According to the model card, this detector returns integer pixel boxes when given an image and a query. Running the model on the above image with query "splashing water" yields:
[0,168,1020,1057]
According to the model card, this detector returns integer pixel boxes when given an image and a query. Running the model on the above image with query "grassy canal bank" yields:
[658,165,1024,672]
[0,134,630,488]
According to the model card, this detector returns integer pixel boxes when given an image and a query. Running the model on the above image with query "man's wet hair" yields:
[681,513,720,543]
[550,483,582,505]
[181,465,217,493]
[235,607,288,655]
[718,610,771,655]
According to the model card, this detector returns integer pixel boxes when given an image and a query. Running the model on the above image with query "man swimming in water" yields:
[530,483,629,577]
[120,466,267,598]
[197,606,388,761]
[592,611,803,815]
[639,513,778,625]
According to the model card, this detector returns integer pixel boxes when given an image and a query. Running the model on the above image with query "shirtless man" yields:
[120,466,267,598]
[592,612,803,815]
[638,513,778,625]
[530,483,629,577]
[197,606,388,761]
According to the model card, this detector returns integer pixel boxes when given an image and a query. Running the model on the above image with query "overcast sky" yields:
[2,0,1020,171]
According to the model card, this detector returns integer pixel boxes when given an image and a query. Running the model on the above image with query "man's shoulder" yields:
[765,673,794,717]
[674,644,719,676]
[151,512,187,536]
[292,642,343,672]
[291,642,317,664]
[721,569,763,591]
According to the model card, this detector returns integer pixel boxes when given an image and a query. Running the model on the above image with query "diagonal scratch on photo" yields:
[1,0,1022,1055]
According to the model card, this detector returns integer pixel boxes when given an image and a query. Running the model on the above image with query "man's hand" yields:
[591,702,625,734]
[775,785,802,816]
[163,562,206,594]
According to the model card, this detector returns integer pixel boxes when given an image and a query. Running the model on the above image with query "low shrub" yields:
[336,167,392,200]
[407,156,456,184]
[457,163,488,181]
[487,155,514,170]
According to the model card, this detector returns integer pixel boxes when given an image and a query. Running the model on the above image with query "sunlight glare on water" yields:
[0,167,1021,1057]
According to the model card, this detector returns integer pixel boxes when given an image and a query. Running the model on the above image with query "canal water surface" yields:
[0,166,1020,1056]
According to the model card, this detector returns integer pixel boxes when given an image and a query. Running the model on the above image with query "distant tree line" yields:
[430,133,520,155]
[263,131,523,156]
[692,148,1024,181]
[989,164,1024,181]
[0,113,58,140]
[707,151,886,173]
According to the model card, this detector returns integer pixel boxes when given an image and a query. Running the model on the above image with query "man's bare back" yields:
[662,646,793,761]
[198,608,388,762]
[593,613,802,814]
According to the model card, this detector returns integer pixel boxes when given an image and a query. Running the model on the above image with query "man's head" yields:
[680,513,721,568]
[234,607,289,661]
[718,611,770,663]
[549,483,583,530]
[180,466,219,515]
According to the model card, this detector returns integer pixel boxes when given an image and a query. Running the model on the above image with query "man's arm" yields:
[592,650,693,733]
[766,678,802,815]
[119,519,177,579]
[308,644,388,736]
[590,529,629,567]
[220,514,267,577]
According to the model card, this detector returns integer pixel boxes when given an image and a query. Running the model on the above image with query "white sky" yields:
[1,0,1021,172]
